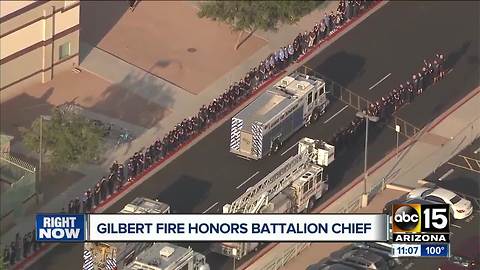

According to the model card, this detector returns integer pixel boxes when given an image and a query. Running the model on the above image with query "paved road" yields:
[307,1,479,127]
[29,1,479,269]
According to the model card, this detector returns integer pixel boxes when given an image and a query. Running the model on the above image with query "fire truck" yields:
[212,137,335,259]
[84,197,209,270]
[230,72,329,159]
[126,243,210,270]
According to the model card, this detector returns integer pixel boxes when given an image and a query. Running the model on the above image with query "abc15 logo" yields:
[392,204,450,233]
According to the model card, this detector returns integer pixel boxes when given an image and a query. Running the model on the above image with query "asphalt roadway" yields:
[30,1,479,269]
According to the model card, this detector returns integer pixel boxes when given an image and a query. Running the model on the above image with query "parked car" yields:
[407,187,473,219]
[308,261,358,270]
[382,197,440,215]
[329,246,389,270]
[352,242,405,267]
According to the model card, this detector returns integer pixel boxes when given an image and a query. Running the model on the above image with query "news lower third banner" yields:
[36,213,388,242]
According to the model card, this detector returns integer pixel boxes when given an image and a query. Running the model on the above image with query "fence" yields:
[300,65,421,139]
[0,153,36,218]
[254,242,311,270]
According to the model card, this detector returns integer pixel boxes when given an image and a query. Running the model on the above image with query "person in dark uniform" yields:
[433,60,440,83]
[23,234,29,258]
[94,183,101,206]
[3,245,10,266]
[9,242,15,266]
[99,177,106,201]
[68,199,74,213]
[417,72,424,94]
[437,53,446,79]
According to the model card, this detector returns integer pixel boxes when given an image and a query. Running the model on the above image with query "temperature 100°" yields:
[425,246,445,255]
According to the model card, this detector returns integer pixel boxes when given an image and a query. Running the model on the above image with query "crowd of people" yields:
[331,52,448,151]
[3,1,379,267]
[3,231,43,267]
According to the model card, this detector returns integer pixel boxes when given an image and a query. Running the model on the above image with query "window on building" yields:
[307,92,313,104]
[59,42,71,60]
[314,91,318,100]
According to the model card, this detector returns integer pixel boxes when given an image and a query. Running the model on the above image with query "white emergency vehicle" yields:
[230,72,328,159]
[213,137,334,259]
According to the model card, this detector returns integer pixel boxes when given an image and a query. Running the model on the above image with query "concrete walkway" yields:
[1,1,387,268]
[260,87,480,270]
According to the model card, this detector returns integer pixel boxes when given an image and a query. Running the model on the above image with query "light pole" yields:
[232,248,237,270]
[395,125,400,159]
[356,111,379,207]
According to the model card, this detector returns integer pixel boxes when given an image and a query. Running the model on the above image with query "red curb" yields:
[238,85,480,270]
[11,1,384,269]
[9,70,287,270]
[92,69,287,210]
[12,245,50,270]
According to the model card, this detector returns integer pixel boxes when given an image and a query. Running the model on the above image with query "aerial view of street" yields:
[0,1,478,270]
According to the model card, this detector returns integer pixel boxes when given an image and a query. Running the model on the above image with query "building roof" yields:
[235,72,321,131]
[120,197,170,214]
[0,1,37,19]
[126,243,203,270]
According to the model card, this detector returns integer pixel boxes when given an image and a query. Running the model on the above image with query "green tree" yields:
[198,1,321,49]
[21,108,104,170]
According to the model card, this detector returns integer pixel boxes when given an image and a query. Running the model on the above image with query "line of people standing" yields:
[4,1,379,267]
[332,52,448,150]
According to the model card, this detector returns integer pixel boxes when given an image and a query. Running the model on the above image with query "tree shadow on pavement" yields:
[157,175,211,213]
[0,87,55,140]
[79,0,129,61]
[308,51,366,87]
[89,71,176,130]
[325,122,389,194]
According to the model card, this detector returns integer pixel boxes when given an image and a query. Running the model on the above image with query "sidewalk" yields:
[266,87,480,270]
[0,1,386,269]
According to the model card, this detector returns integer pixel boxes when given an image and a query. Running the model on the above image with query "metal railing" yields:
[0,154,36,217]
[258,242,311,270]
[300,65,421,138]
[0,153,36,174]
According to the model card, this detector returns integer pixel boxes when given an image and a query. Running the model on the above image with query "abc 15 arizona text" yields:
[391,204,450,243]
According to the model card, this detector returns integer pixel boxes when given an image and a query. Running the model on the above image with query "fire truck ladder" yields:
[226,152,309,214]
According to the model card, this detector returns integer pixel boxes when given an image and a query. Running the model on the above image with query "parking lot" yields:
[391,139,480,269]
[302,139,480,270]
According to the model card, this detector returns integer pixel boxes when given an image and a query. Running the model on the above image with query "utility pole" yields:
[356,112,379,208]
[395,125,400,159]
[39,116,43,196]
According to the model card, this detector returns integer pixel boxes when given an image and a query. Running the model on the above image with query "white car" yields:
[407,187,473,219]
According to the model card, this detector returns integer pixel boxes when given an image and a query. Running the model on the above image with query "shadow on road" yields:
[157,175,212,213]
[309,51,366,87]
[446,41,471,69]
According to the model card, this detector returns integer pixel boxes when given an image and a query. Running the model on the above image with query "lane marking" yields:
[202,202,219,213]
[451,224,462,229]
[236,171,260,189]
[323,105,349,124]
[281,143,298,156]
[438,168,454,181]
[369,73,391,90]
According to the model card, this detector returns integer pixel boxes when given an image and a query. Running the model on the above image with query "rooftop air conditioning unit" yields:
[160,246,175,258]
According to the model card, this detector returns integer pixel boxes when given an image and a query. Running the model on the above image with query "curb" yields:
[10,1,384,269]
[239,85,480,270]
